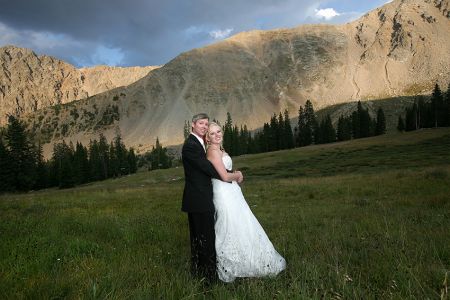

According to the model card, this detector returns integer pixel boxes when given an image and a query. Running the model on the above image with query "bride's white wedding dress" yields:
[212,154,286,283]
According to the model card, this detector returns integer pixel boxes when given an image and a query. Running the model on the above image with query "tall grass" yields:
[1,128,449,299]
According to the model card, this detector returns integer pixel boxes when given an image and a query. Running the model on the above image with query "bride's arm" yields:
[207,149,241,182]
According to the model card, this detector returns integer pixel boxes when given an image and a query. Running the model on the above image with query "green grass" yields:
[1,128,449,299]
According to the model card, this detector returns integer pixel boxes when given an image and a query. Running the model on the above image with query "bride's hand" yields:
[235,171,244,183]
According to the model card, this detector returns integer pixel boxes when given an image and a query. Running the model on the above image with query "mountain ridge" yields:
[2,0,449,157]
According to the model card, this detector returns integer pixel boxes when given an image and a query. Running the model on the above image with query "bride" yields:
[206,122,286,283]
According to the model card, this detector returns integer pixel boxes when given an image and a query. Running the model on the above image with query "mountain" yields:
[6,0,450,157]
[0,45,159,125]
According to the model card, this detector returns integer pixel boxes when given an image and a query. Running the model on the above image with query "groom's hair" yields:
[192,113,209,123]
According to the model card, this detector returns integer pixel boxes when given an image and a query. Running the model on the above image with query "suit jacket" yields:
[181,134,220,213]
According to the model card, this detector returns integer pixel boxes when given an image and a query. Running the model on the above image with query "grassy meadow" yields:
[1,128,449,299]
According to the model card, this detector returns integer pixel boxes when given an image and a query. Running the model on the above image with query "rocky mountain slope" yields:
[10,0,450,156]
[0,45,158,125]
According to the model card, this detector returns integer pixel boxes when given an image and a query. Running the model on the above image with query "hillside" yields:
[8,0,450,156]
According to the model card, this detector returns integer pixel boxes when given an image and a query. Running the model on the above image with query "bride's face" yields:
[208,125,222,145]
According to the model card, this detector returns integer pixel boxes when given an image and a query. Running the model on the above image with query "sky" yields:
[0,0,391,68]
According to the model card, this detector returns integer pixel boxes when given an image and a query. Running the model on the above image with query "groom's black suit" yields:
[182,134,220,281]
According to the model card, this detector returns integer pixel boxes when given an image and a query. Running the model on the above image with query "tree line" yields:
[138,137,172,170]
[397,83,450,131]
[215,100,386,156]
[0,116,138,193]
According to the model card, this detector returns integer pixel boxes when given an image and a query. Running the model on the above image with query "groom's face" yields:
[192,118,209,137]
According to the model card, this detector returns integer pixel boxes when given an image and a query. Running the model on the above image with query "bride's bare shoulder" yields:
[207,147,221,157]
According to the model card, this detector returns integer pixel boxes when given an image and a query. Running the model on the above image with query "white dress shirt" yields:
[191,132,206,151]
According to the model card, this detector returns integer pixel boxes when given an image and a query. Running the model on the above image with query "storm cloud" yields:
[0,0,387,67]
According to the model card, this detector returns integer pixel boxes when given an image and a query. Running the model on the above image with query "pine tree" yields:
[52,141,75,189]
[239,125,249,155]
[444,83,450,127]
[405,104,418,131]
[232,125,240,156]
[148,137,171,170]
[98,134,110,179]
[223,112,233,153]
[297,106,305,146]
[278,112,285,150]
[304,100,317,144]
[351,110,360,139]
[34,142,48,190]
[109,141,119,177]
[114,132,129,175]
[323,115,336,143]
[298,102,315,147]
[416,96,426,129]
[375,108,386,135]
[128,148,138,173]
[269,114,278,151]
[4,115,36,191]
[337,115,352,141]
[431,83,444,127]
[89,139,102,181]
[357,101,371,138]
[283,109,294,149]
[397,115,405,132]
[73,142,89,184]
[0,138,13,192]
[315,119,323,144]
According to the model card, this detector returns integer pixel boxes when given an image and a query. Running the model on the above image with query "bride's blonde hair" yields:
[206,122,224,150]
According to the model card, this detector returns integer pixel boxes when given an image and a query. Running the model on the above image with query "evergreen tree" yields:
[357,101,371,138]
[337,115,352,141]
[416,96,427,129]
[444,83,450,127]
[405,104,418,131]
[73,142,89,184]
[114,132,129,175]
[351,110,360,139]
[304,100,317,144]
[322,115,336,143]
[431,83,444,127]
[34,142,48,190]
[283,109,294,149]
[98,134,110,179]
[232,125,240,156]
[223,112,233,154]
[375,108,386,135]
[89,139,102,181]
[109,141,119,177]
[128,148,138,173]
[52,141,75,189]
[148,137,171,170]
[260,123,270,152]
[0,138,13,192]
[297,103,315,147]
[297,106,305,146]
[269,114,279,151]
[4,115,36,191]
[278,112,285,150]
[238,125,249,155]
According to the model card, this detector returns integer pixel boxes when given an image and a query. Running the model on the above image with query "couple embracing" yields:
[181,113,286,283]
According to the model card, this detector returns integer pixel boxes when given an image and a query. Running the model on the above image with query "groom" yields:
[181,113,241,283]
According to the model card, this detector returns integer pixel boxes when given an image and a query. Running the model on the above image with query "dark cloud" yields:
[0,0,385,67]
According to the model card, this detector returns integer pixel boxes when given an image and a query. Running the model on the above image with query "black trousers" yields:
[188,212,217,280]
